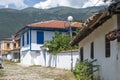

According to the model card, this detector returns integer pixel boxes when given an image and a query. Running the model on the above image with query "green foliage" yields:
[44,32,78,55]
[73,59,99,80]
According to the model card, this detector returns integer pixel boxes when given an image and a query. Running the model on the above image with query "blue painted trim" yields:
[22,35,24,46]
[30,50,41,52]
[17,28,29,36]
[18,26,77,37]
[27,31,29,45]
[21,50,41,53]
[30,29,32,51]
[29,27,68,32]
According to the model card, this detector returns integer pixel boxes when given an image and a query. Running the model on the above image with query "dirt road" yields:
[0,61,76,80]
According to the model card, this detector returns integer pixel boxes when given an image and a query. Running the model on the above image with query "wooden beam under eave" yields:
[117,14,120,42]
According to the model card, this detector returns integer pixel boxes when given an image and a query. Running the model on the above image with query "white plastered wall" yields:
[79,15,119,80]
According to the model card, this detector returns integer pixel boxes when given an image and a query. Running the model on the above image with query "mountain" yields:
[0,6,106,38]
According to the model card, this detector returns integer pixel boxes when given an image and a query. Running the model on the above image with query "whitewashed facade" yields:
[56,50,79,70]
[79,15,119,80]
[21,48,79,70]
[20,29,66,65]
[16,20,81,69]
[19,29,79,70]
[70,4,120,80]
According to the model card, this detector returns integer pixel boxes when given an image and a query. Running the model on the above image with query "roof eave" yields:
[70,10,113,46]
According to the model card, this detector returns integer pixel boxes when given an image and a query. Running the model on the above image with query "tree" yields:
[44,32,78,55]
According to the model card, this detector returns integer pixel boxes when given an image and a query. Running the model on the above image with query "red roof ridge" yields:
[28,20,64,25]
[15,20,82,37]
[27,20,82,29]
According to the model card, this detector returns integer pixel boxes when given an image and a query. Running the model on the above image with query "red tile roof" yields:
[70,1,120,46]
[15,20,82,36]
[27,20,82,29]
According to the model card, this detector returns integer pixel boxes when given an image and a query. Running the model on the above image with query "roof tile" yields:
[27,20,82,29]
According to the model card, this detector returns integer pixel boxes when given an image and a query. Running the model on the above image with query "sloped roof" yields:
[70,1,120,46]
[0,38,12,41]
[16,20,82,36]
[27,20,82,29]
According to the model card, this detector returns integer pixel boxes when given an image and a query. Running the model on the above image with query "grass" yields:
[0,69,5,77]
[3,60,17,65]
[29,65,76,80]
[54,72,75,80]
[40,68,75,80]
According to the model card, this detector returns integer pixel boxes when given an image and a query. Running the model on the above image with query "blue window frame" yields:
[37,31,44,44]
[27,31,29,45]
[22,35,24,46]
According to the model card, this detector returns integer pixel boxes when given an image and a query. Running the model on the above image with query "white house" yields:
[16,20,82,66]
[70,1,120,80]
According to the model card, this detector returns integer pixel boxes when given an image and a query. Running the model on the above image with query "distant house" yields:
[16,20,82,66]
[0,38,20,61]
[70,2,120,80]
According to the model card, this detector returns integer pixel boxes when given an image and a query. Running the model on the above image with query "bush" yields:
[73,59,99,80]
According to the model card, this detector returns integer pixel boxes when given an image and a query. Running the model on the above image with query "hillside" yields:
[0,6,106,38]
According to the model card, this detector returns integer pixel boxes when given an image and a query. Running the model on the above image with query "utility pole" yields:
[67,16,73,71]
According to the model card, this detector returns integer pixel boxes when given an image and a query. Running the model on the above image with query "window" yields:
[90,42,94,59]
[13,43,16,48]
[80,47,84,61]
[22,35,24,46]
[7,43,10,49]
[105,37,111,58]
[117,14,120,42]
[27,31,29,45]
[37,31,44,44]
[17,40,20,47]
[0,43,1,49]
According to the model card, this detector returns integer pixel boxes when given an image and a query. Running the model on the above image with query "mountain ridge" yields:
[0,6,106,38]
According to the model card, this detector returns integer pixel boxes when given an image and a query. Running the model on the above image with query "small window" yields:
[18,40,20,47]
[80,47,84,61]
[105,37,111,58]
[7,43,10,49]
[27,31,29,45]
[22,35,24,46]
[13,43,16,48]
[0,43,1,49]
[91,42,94,59]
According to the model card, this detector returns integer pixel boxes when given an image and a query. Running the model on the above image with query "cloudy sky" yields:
[0,0,111,9]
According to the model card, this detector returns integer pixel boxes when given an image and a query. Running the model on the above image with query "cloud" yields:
[0,0,111,9]
[82,0,111,8]
[0,0,28,9]
[33,0,110,9]
[34,0,60,9]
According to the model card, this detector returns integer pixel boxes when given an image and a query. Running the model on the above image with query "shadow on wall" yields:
[48,54,57,67]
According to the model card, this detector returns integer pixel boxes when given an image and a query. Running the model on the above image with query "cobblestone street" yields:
[0,61,75,80]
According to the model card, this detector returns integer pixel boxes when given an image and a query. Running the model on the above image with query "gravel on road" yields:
[0,61,76,80]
